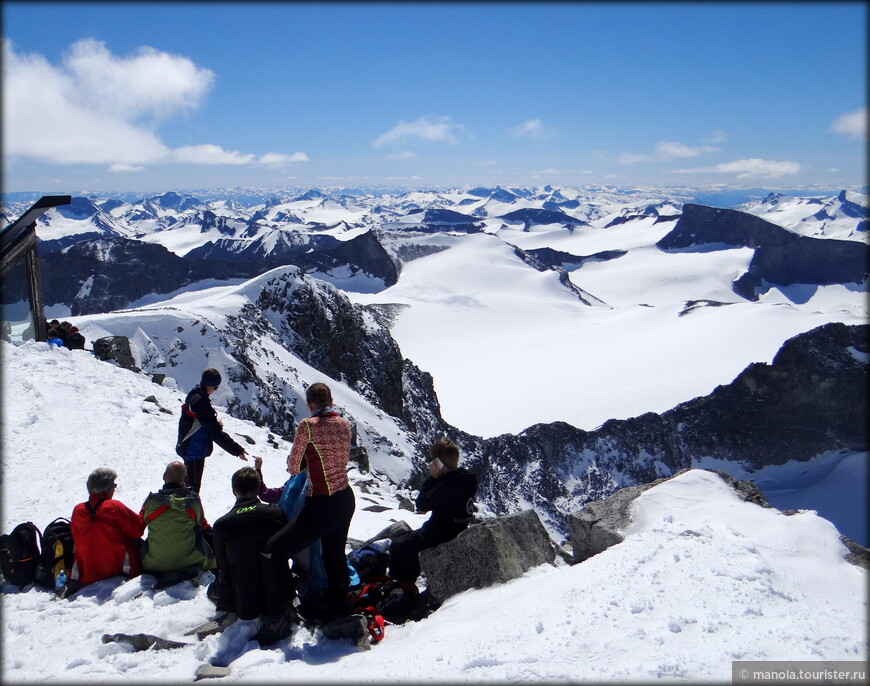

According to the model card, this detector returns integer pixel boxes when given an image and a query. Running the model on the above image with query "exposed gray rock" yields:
[92,336,141,373]
[569,469,771,564]
[568,478,668,564]
[349,446,370,473]
[839,535,870,571]
[101,633,189,651]
[194,663,232,680]
[568,469,866,569]
[419,509,555,602]
[704,469,771,508]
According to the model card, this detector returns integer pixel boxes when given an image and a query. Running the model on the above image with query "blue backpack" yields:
[278,471,328,589]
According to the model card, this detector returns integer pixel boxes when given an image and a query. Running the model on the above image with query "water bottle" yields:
[55,570,67,591]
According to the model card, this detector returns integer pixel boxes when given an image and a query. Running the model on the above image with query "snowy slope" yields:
[1,342,865,683]
[351,215,866,437]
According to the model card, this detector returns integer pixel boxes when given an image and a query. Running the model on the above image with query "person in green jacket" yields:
[140,461,216,581]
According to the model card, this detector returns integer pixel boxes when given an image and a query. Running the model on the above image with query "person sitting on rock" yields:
[388,438,478,584]
[211,466,295,645]
[70,468,147,587]
[140,461,216,587]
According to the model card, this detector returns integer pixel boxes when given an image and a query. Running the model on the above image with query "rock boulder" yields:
[419,509,555,602]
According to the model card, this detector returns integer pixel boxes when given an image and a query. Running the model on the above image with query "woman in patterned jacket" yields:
[261,382,356,621]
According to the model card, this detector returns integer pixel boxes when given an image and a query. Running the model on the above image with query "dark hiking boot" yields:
[320,614,371,650]
[153,566,199,590]
[254,608,299,646]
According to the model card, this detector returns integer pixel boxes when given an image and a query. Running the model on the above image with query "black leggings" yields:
[265,486,355,604]
[184,458,206,493]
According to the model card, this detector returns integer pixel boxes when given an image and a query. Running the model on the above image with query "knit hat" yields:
[201,369,222,387]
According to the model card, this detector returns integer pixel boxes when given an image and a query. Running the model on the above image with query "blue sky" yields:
[2,2,866,193]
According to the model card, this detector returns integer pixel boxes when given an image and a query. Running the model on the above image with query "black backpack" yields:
[346,578,421,628]
[34,518,74,589]
[0,522,42,588]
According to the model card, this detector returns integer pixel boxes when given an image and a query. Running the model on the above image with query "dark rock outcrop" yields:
[569,477,669,564]
[657,204,868,300]
[39,229,398,315]
[92,336,141,373]
[419,509,555,602]
[39,237,252,315]
[568,469,771,564]
[522,247,626,271]
[214,268,446,447]
[101,633,189,651]
[187,229,398,288]
[499,208,586,230]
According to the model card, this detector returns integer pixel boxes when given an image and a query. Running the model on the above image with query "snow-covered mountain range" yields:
[1,183,867,681]
[2,184,866,542]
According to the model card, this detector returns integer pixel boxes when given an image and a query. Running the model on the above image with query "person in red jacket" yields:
[70,468,146,586]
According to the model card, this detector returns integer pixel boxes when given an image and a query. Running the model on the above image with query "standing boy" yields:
[176,368,248,492]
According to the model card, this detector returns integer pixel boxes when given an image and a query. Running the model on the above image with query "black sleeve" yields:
[417,472,478,514]
[212,524,236,612]
[189,392,244,456]
[415,477,439,513]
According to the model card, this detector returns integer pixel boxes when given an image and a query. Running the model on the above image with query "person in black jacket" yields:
[211,467,296,644]
[388,438,478,584]
[176,368,248,492]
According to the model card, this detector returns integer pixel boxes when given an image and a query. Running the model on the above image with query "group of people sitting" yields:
[65,375,479,645]
[45,319,86,350]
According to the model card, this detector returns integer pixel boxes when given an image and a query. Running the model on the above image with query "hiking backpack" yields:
[347,544,390,584]
[0,522,42,588]
[346,578,422,641]
[34,518,74,589]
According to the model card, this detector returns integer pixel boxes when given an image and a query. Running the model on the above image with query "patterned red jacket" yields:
[70,494,146,585]
[288,410,351,496]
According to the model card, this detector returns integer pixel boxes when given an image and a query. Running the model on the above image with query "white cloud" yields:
[619,140,720,164]
[701,129,727,144]
[172,145,255,165]
[1,39,274,170]
[654,140,720,159]
[258,152,309,166]
[508,118,553,140]
[830,107,867,140]
[108,164,145,173]
[62,38,214,121]
[670,158,801,179]
[372,115,468,147]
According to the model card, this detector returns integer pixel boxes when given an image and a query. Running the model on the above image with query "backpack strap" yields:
[145,503,198,524]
